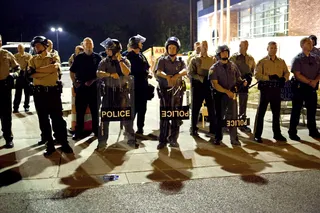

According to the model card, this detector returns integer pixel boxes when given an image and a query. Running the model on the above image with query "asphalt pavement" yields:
[1,171,319,213]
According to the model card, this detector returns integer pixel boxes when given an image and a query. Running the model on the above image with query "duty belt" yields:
[258,81,281,89]
[33,85,61,93]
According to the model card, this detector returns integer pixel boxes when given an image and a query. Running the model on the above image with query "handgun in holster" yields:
[56,80,63,93]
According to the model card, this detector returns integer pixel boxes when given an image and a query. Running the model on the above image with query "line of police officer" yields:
[1,34,319,154]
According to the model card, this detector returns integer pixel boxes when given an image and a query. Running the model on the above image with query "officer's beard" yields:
[169,54,177,57]
[221,57,229,61]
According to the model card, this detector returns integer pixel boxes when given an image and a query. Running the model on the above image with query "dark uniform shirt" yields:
[311,47,320,57]
[97,56,131,87]
[209,61,241,90]
[229,52,255,77]
[291,52,320,80]
[126,51,150,87]
[70,52,102,83]
[156,55,186,88]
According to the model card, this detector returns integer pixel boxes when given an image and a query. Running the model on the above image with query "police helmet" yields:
[100,38,122,55]
[31,36,48,47]
[165,37,181,55]
[216,45,230,60]
[309,35,317,46]
[128,34,146,49]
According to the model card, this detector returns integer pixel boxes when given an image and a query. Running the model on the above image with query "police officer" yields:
[230,40,256,133]
[186,41,201,66]
[70,37,102,140]
[288,37,320,140]
[254,41,290,143]
[126,34,151,135]
[68,45,84,66]
[47,39,61,61]
[155,37,187,149]
[209,45,247,146]
[97,38,138,150]
[28,36,73,156]
[0,34,20,148]
[188,40,216,136]
[309,35,320,57]
[13,44,32,113]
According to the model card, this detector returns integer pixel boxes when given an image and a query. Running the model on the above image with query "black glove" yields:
[279,77,286,88]
[243,73,252,85]
[269,74,279,80]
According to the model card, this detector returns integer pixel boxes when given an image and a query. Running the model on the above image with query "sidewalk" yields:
[1,87,320,194]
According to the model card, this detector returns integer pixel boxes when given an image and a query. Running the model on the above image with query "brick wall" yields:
[288,0,320,36]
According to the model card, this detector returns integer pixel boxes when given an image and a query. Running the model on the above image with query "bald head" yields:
[200,40,208,55]
[17,44,25,54]
[239,40,248,55]
[47,39,53,51]
[83,37,94,54]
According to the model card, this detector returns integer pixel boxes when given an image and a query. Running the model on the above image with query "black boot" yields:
[5,141,14,148]
[44,144,56,157]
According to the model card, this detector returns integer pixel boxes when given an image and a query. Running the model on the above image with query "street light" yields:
[50,27,63,52]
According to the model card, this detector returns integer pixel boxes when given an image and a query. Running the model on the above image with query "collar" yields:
[267,55,279,61]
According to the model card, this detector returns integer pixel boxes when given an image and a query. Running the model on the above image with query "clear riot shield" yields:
[97,76,135,146]
[158,78,189,144]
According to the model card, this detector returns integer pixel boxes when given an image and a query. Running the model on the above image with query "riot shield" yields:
[97,76,135,146]
[158,78,189,144]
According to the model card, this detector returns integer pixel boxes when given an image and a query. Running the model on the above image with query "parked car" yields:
[60,62,70,72]
[1,42,33,55]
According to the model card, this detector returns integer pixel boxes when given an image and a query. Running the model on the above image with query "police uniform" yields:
[0,48,19,147]
[311,47,320,57]
[209,61,242,145]
[156,55,186,148]
[68,53,76,67]
[97,57,136,148]
[29,51,70,149]
[188,54,216,135]
[70,52,102,138]
[230,52,255,132]
[13,52,32,112]
[288,52,320,139]
[126,50,150,134]
[254,55,289,142]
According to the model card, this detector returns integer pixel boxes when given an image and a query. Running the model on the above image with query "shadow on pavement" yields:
[58,139,129,198]
[194,136,270,185]
[242,138,320,170]
[147,147,193,194]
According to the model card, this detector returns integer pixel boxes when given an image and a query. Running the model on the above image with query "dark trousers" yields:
[238,92,248,119]
[134,92,147,131]
[75,83,98,136]
[289,87,318,135]
[191,79,216,133]
[215,93,238,141]
[254,87,281,138]
[33,89,67,145]
[159,89,183,143]
[13,75,30,110]
[0,81,13,142]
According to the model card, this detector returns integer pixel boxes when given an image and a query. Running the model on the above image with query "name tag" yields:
[101,107,132,121]
[224,118,250,127]
[160,106,190,120]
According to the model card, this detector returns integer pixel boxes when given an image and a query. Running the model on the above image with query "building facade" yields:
[197,0,320,54]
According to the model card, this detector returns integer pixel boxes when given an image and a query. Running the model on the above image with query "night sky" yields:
[0,0,189,61]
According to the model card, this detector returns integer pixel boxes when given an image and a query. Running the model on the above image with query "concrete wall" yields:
[288,0,320,37]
